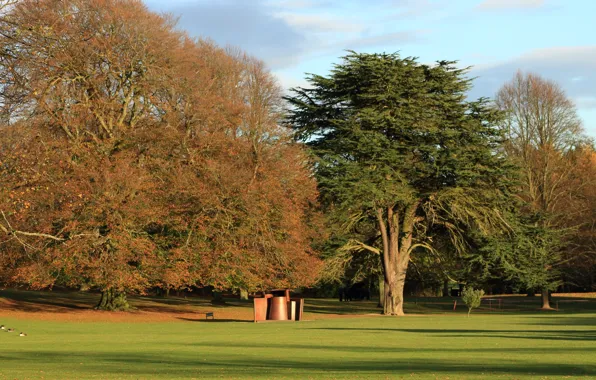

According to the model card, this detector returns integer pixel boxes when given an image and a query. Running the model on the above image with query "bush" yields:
[461,287,484,317]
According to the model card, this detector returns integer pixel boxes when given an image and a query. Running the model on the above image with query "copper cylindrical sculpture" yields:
[268,296,288,320]
[253,298,268,322]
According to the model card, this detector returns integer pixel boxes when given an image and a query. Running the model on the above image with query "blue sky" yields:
[143,0,596,137]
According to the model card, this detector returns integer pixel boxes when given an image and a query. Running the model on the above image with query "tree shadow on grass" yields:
[0,290,95,313]
[1,350,595,378]
[0,288,252,314]
[308,327,596,342]
[525,315,596,327]
[177,317,251,323]
[304,299,381,315]
[183,340,596,354]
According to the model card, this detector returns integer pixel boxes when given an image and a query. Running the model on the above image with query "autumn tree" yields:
[556,146,596,292]
[0,0,322,309]
[286,52,514,315]
[153,47,324,296]
[495,71,588,308]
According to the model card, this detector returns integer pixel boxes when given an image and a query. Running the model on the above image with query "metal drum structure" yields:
[253,289,304,322]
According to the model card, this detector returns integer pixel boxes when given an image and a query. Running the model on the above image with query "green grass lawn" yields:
[1,292,595,379]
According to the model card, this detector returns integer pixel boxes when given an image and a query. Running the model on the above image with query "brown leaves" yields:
[0,0,323,296]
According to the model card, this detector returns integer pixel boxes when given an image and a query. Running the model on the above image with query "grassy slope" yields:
[1,291,595,379]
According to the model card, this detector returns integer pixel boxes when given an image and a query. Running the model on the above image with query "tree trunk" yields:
[541,288,553,309]
[95,289,131,311]
[383,279,394,314]
[377,274,384,308]
[383,259,408,316]
[442,279,449,297]
[377,203,417,316]
[212,290,225,304]
[240,288,249,300]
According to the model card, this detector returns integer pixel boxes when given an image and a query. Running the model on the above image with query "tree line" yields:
[0,0,594,313]
[0,0,322,310]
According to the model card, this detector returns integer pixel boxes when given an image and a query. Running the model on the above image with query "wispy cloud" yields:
[383,0,447,19]
[469,46,596,108]
[340,30,428,50]
[275,13,365,33]
[575,97,596,110]
[477,0,546,11]
[265,0,331,10]
[144,0,308,70]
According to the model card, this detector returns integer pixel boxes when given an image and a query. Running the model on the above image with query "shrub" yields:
[461,287,484,317]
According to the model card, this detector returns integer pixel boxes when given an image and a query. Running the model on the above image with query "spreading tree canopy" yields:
[286,52,516,315]
[0,0,322,309]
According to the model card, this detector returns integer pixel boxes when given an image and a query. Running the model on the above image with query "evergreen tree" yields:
[286,52,515,315]
[474,213,563,304]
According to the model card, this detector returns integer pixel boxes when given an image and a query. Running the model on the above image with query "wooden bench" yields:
[205,311,214,320]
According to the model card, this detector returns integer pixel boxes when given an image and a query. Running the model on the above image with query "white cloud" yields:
[143,0,309,70]
[275,13,364,33]
[340,30,428,50]
[575,97,596,110]
[273,71,311,93]
[384,0,447,19]
[477,0,545,10]
[469,46,596,113]
[265,0,328,9]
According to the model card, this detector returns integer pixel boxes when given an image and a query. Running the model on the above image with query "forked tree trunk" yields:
[541,288,553,310]
[377,202,418,316]
[96,288,131,311]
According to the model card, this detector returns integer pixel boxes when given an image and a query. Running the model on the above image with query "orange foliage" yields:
[0,0,323,296]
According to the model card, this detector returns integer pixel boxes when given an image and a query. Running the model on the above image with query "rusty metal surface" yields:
[253,289,304,322]
[268,296,288,320]
[253,298,268,322]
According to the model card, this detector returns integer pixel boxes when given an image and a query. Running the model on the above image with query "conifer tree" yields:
[286,52,515,315]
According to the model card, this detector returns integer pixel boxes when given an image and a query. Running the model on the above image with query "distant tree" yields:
[557,147,596,292]
[475,211,564,304]
[495,71,588,308]
[461,286,484,317]
[286,52,515,315]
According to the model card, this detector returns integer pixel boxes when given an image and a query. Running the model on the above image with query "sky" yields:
[143,0,596,137]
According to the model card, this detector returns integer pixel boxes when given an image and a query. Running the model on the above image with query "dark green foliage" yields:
[95,289,132,311]
[285,52,517,314]
[474,213,563,293]
[288,52,510,211]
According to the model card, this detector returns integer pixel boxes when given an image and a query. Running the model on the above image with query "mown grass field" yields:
[1,290,595,379]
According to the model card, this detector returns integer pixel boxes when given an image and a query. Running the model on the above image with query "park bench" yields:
[205,311,214,320]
